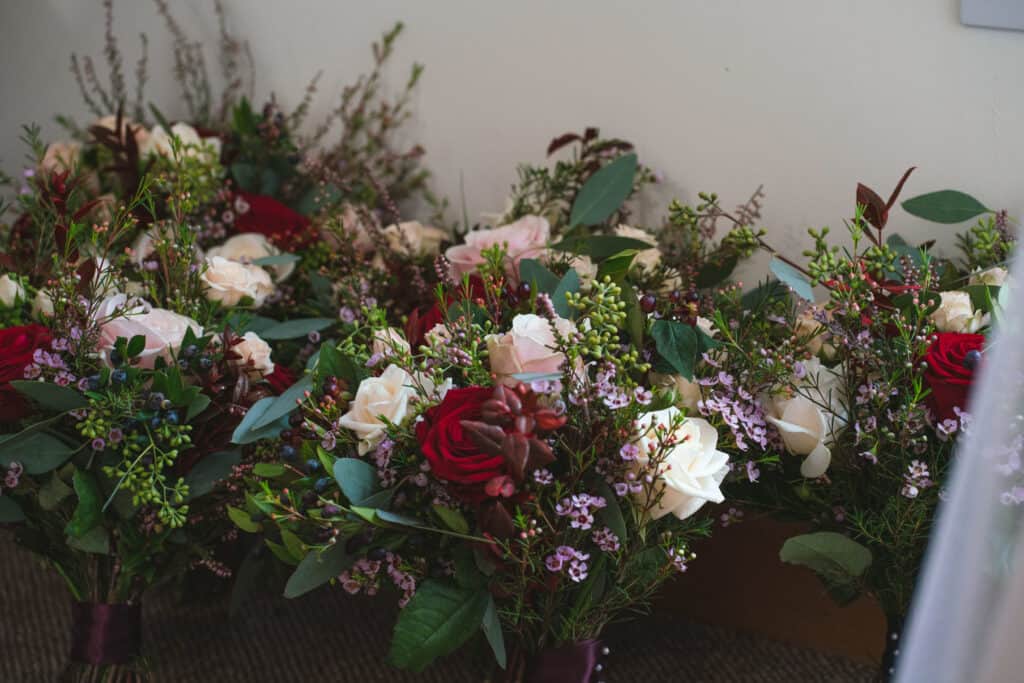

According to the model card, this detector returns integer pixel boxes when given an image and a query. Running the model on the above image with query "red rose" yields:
[405,276,488,349]
[265,365,297,394]
[233,191,313,251]
[417,386,507,502]
[0,324,53,424]
[924,332,984,422]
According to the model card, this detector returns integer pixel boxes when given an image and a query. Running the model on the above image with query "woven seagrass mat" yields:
[0,536,874,682]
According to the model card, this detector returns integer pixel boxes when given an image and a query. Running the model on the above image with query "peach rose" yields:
[94,115,150,149]
[200,256,275,307]
[142,123,221,163]
[206,233,293,281]
[40,141,81,175]
[445,215,550,278]
[381,221,447,257]
[486,313,575,385]
[94,294,203,369]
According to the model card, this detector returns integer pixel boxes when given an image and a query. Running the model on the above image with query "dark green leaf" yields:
[696,253,739,288]
[594,481,627,542]
[333,458,379,506]
[39,472,73,510]
[964,284,1000,314]
[185,450,241,500]
[230,162,260,193]
[481,596,507,670]
[902,190,990,224]
[315,343,367,387]
[252,253,301,267]
[569,153,638,227]
[227,505,261,533]
[0,495,24,523]
[185,393,211,421]
[68,525,109,554]
[259,318,334,340]
[433,504,469,535]
[650,320,699,380]
[294,183,342,216]
[769,257,815,301]
[741,280,788,310]
[550,234,653,261]
[388,580,490,671]
[265,539,298,566]
[65,470,103,538]
[596,250,637,282]
[230,545,265,617]
[284,542,352,598]
[253,462,287,478]
[518,258,559,295]
[10,380,88,412]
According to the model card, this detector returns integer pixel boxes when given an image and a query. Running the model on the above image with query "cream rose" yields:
[40,141,81,174]
[631,407,729,520]
[94,294,203,369]
[614,224,660,271]
[0,274,26,307]
[486,313,576,385]
[445,215,550,278]
[338,364,418,454]
[372,327,411,358]
[94,115,150,149]
[381,221,447,257]
[130,227,204,269]
[794,308,834,357]
[650,372,703,412]
[228,331,275,378]
[931,291,988,334]
[33,289,55,318]
[142,123,221,163]
[206,233,293,281]
[765,358,846,478]
[201,256,275,307]
[969,266,1009,287]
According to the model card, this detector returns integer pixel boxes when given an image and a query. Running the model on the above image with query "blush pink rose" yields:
[95,294,204,369]
[486,313,575,385]
[445,215,550,278]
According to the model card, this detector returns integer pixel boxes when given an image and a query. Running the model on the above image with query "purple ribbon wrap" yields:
[70,602,142,665]
[528,639,603,683]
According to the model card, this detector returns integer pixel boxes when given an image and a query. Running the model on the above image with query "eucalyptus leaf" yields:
[249,375,314,431]
[333,458,379,506]
[779,532,872,584]
[252,253,301,267]
[481,596,507,670]
[10,380,88,412]
[185,393,211,422]
[569,153,638,227]
[185,450,241,500]
[65,470,103,538]
[231,397,285,445]
[902,190,990,224]
[259,318,334,341]
[518,259,559,295]
[0,429,77,475]
[550,234,654,261]
[228,505,261,534]
[551,268,580,318]
[388,580,491,672]
[283,542,352,599]
[769,257,815,301]
[433,505,470,535]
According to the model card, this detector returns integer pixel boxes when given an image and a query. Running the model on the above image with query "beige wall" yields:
[2,0,1022,271]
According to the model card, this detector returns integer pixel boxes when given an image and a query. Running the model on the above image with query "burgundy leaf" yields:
[856,183,889,231]
[583,127,599,142]
[502,432,530,482]
[72,199,102,222]
[885,166,917,210]
[547,132,582,157]
[460,420,506,455]
[478,500,516,538]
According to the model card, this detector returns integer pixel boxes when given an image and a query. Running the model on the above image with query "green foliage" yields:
[780,532,872,603]
[284,542,352,598]
[387,580,491,672]
[569,153,638,227]
[902,190,990,224]
[258,317,335,340]
[769,257,815,301]
[333,458,379,506]
[10,381,89,412]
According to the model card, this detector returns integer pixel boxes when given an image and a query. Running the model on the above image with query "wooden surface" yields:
[655,515,885,664]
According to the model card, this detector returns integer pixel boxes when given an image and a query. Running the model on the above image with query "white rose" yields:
[486,313,576,385]
[228,331,275,378]
[696,316,717,339]
[338,364,418,454]
[931,291,988,334]
[765,358,846,478]
[381,221,447,257]
[206,232,293,281]
[142,123,221,163]
[0,274,26,307]
[614,224,660,270]
[33,289,55,318]
[201,256,275,307]
[631,407,729,520]
[94,293,203,369]
[969,266,1009,287]
[372,327,411,358]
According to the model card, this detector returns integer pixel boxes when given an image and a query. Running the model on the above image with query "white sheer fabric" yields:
[898,260,1022,682]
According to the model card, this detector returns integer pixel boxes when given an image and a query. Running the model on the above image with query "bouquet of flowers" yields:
[709,169,1014,679]
[0,3,432,680]
[233,138,773,680]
